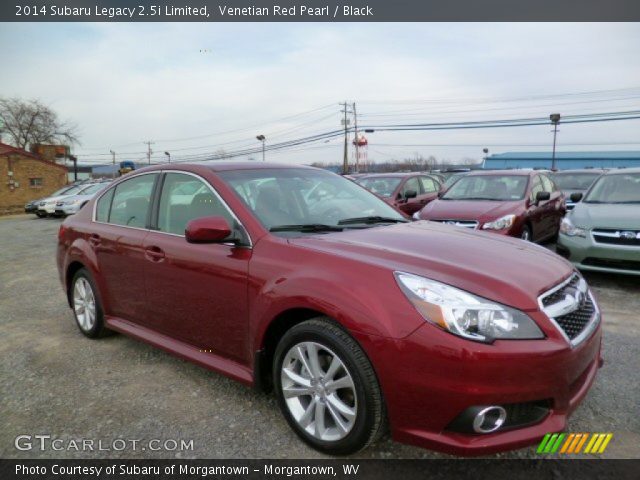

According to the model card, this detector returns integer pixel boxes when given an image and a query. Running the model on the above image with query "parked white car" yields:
[54,181,112,216]
[37,182,109,216]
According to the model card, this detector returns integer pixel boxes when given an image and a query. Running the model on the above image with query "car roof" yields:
[601,167,640,175]
[552,169,607,174]
[134,161,317,174]
[466,170,535,177]
[357,172,423,178]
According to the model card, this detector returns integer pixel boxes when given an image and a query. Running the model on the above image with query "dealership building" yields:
[484,151,640,170]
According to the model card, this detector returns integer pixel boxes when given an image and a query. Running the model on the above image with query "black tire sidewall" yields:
[273,321,380,455]
[70,269,105,338]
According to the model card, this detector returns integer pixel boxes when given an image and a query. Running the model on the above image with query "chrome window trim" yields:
[538,273,601,348]
[92,171,159,232]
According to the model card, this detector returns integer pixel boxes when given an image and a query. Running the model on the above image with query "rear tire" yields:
[70,268,111,338]
[273,318,386,455]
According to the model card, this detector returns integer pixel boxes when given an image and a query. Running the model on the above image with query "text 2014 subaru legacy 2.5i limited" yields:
[57,162,603,456]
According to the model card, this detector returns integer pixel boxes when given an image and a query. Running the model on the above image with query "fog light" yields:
[472,406,507,433]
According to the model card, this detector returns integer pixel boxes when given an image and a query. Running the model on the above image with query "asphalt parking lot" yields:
[1,214,638,459]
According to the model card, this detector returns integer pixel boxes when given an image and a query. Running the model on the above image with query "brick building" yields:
[0,142,68,215]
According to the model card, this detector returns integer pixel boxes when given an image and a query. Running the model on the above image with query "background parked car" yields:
[558,168,640,275]
[37,182,111,217]
[441,171,470,192]
[54,181,111,216]
[25,185,80,217]
[416,170,565,242]
[551,169,605,210]
[356,173,441,215]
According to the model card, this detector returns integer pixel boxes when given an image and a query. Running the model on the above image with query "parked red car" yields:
[416,170,565,242]
[355,173,441,215]
[57,163,601,456]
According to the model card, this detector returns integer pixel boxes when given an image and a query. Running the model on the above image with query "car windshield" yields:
[355,177,403,197]
[51,185,78,196]
[444,174,465,189]
[551,172,601,190]
[219,168,406,234]
[442,175,528,201]
[584,173,640,204]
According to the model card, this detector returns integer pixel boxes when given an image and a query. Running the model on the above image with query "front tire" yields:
[273,318,385,455]
[70,268,110,338]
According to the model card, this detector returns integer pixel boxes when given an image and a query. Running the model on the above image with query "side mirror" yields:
[536,191,551,203]
[185,216,232,244]
[404,189,418,199]
[437,190,444,198]
[570,192,583,203]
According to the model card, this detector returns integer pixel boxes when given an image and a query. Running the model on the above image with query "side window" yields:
[95,188,114,222]
[540,174,555,193]
[402,177,420,197]
[157,173,235,235]
[108,174,157,228]
[419,176,437,193]
[530,176,544,202]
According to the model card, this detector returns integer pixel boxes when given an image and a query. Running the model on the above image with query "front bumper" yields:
[359,310,603,456]
[55,204,79,216]
[558,232,640,276]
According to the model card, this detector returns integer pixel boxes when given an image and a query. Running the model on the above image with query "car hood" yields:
[570,203,640,229]
[290,221,572,311]
[61,193,95,202]
[418,198,522,222]
[43,194,74,203]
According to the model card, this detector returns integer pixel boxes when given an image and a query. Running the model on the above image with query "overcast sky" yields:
[1,22,639,166]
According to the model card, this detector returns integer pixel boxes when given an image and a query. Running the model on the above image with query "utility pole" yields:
[550,113,561,170]
[352,102,360,173]
[144,141,154,165]
[110,150,116,178]
[341,102,350,175]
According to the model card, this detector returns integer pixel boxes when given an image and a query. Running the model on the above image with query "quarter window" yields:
[108,174,157,228]
[157,173,234,235]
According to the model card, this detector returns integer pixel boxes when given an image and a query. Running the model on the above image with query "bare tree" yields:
[0,97,79,150]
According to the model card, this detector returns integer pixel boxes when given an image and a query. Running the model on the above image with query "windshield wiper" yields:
[338,216,409,225]
[269,224,344,233]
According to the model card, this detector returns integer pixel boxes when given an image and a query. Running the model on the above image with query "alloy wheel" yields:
[73,277,96,331]
[280,341,357,442]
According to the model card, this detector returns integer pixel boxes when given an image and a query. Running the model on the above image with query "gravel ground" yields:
[0,214,638,459]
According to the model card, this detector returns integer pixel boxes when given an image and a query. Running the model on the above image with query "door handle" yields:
[88,234,101,247]
[144,246,165,262]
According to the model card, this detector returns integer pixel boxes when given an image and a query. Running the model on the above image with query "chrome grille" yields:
[431,219,478,229]
[592,229,640,247]
[539,273,600,347]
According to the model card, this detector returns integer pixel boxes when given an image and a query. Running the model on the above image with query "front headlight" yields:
[482,214,516,231]
[560,218,587,237]
[395,272,544,343]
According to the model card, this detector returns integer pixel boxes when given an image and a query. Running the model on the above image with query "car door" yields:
[526,175,547,241]
[91,173,158,322]
[396,176,422,214]
[540,174,564,237]
[142,172,251,364]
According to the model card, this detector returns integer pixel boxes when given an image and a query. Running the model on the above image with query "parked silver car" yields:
[54,181,111,216]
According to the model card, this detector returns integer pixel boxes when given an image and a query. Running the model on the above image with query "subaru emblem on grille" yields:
[620,231,637,240]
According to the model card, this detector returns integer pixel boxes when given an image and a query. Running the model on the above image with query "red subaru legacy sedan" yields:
[416,170,565,242]
[355,173,441,215]
[57,162,602,456]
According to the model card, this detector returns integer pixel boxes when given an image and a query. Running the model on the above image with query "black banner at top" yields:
[4,0,640,22]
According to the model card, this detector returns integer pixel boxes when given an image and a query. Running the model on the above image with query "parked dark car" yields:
[416,170,565,242]
[550,169,605,210]
[355,173,441,215]
[57,162,601,456]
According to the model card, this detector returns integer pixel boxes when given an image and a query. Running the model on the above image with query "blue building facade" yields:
[484,151,640,170]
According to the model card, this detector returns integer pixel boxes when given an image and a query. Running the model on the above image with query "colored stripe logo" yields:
[537,433,613,454]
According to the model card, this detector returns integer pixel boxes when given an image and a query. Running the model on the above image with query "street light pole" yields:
[550,113,561,170]
[164,151,171,163]
[482,148,489,169]
[110,150,116,179]
[256,135,266,161]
